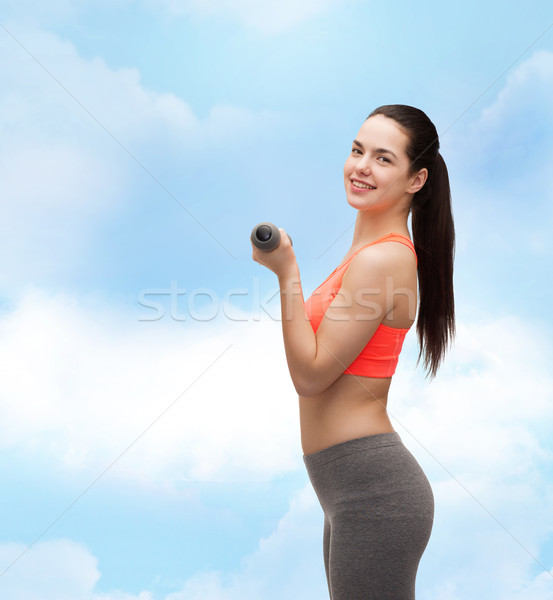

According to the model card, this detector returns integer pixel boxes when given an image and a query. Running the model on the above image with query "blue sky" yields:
[1,1,553,598]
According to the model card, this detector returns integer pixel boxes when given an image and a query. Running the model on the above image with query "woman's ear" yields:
[408,168,428,194]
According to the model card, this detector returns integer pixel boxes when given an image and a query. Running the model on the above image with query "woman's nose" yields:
[356,158,371,175]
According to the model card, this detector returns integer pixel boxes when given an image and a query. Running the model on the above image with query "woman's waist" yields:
[299,397,393,455]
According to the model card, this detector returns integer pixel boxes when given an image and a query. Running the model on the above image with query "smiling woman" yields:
[251,104,455,599]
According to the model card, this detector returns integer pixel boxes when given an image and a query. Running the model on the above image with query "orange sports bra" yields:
[304,233,418,378]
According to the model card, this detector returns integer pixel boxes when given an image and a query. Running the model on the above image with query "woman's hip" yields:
[302,431,434,522]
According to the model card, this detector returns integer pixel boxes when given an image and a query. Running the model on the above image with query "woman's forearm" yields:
[278,265,318,396]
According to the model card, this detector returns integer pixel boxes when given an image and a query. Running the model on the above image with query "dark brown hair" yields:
[367,104,456,380]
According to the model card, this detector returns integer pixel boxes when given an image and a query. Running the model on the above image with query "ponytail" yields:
[411,152,456,379]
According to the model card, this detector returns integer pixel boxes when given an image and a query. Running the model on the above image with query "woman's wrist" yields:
[278,263,300,287]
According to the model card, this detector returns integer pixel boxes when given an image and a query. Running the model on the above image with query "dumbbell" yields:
[250,222,293,252]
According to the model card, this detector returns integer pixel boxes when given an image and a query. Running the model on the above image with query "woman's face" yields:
[343,114,425,212]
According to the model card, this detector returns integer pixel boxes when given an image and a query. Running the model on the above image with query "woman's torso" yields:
[299,235,418,455]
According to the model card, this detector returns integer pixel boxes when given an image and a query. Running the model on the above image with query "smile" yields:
[351,180,376,190]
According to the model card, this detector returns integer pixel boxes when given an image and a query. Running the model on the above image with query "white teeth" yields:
[352,180,375,189]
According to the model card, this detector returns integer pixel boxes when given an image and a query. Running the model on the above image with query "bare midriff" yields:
[299,373,395,456]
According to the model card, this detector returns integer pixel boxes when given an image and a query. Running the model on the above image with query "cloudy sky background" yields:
[1,1,553,598]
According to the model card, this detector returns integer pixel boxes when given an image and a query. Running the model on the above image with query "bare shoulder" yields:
[346,240,416,283]
[342,240,417,327]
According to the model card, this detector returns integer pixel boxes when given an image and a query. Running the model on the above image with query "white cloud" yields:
[0,538,158,599]
[0,24,289,151]
[476,49,553,143]
[1,0,352,34]
[0,24,290,294]
[447,50,553,257]
[512,568,553,600]
[447,49,553,169]
[165,483,327,599]
[0,485,327,600]
[395,315,553,476]
[143,0,350,35]
[0,0,79,28]
[0,539,101,600]
[0,286,301,483]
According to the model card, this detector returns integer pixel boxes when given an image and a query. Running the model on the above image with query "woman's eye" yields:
[351,149,390,162]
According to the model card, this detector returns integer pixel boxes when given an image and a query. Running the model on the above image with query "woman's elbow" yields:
[292,371,315,397]
[292,376,312,397]
[294,374,332,397]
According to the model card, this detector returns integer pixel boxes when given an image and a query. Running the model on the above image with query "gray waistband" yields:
[303,431,403,469]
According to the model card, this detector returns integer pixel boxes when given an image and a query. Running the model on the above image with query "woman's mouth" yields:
[351,179,376,192]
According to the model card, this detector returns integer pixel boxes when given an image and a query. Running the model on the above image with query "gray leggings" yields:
[303,432,434,599]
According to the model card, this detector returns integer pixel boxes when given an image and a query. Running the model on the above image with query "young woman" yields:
[251,104,455,599]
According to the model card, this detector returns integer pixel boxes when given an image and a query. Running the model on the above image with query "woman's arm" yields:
[276,252,394,396]
[277,265,318,396]
[252,229,404,396]
[251,228,317,395]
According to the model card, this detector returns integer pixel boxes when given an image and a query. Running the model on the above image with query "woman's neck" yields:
[350,211,411,249]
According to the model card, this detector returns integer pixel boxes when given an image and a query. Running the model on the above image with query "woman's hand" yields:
[251,228,297,280]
